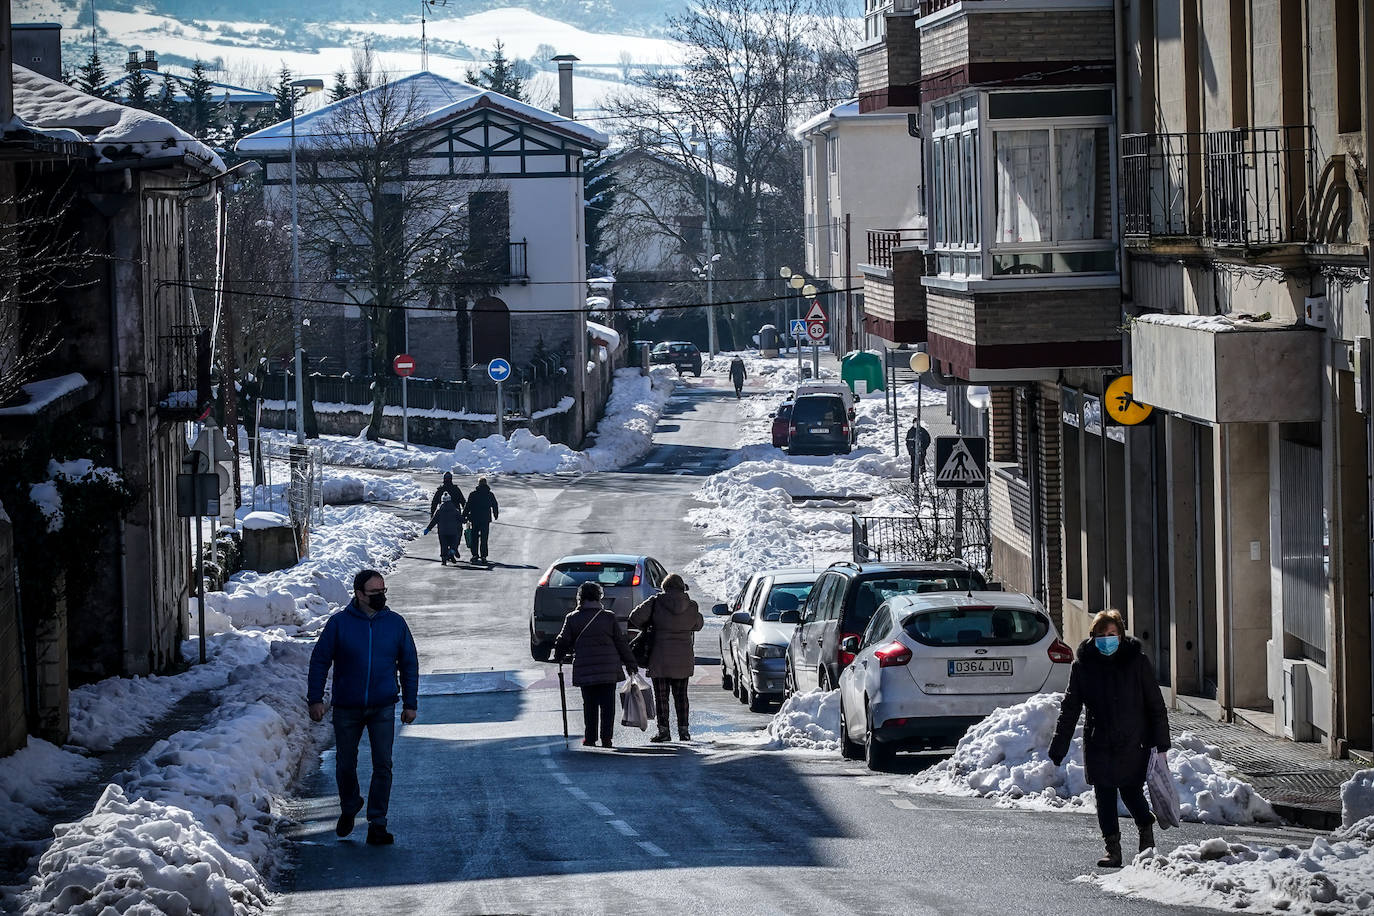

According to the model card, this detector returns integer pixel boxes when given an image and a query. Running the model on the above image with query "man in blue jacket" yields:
[308,569,420,845]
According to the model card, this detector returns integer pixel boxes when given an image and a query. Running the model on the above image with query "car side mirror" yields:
[840,636,860,654]
[711,603,730,616]
[779,609,801,625]
[731,611,753,625]
[768,412,776,418]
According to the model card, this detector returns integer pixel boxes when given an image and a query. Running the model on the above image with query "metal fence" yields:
[865,228,928,269]
[276,365,569,418]
[852,483,991,573]
[244,427,324,528]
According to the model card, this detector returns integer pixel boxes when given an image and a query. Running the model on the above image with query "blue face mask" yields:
[1095,635,1120,656]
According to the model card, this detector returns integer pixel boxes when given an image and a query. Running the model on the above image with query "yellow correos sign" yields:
[1104,374,1154,426]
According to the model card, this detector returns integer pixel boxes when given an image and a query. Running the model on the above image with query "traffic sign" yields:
[789,319,808,338]
[804,301,828,323]
[1104,374,1154,425]
[393,353,416,377]
[806,320,827,341]
[933,436,988,489]
[487,357,511,383]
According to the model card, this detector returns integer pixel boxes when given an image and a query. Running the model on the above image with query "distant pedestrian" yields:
[463,477,499,563]
[628,573,703,742]
[728,356,747,398]
[1048,609,1170,867]
[424,492,462,565]
[307,570,419,846]
[430,471,466,516]
[553,581,638,748]
[905,421,932,480]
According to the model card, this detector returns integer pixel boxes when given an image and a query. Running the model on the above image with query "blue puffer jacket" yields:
[307,600,420,710]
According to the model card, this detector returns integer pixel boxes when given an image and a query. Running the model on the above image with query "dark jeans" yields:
[470,522,490,558]
[333,704,396,828]
[580,683,616,744]
[653,677,690,734]
[1094,782,1152,838]
[438,533,459,561]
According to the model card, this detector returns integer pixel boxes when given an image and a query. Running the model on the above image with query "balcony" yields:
[862,228,929,344]
[1121,127,1315,247]
[857,0,921,112]
[866,227,927,269]
[156,326,211,421]
[465,239,529,284]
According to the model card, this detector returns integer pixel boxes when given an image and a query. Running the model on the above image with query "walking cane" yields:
[557,662,570,749]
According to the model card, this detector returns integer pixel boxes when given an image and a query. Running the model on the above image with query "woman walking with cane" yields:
[554,582,638,748]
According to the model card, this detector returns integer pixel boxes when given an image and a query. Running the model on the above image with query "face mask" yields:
[365,592,387,612]
[1095,635,1120,656]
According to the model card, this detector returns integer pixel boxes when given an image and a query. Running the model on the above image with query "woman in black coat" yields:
[553,582,638,748]
[1048,610,1170,867]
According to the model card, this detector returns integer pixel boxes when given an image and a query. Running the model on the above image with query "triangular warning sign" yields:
[935,438,985,485]
[804,301,827,322]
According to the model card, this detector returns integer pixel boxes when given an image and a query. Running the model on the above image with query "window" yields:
[761,582,813,620]
[547,561,637,588]
[802,575,834,624]
[827,134,838,174]
[902,607,1051,647]
[861,607,892,649]
[806,142,814,180]
[930,95,980,275]
[831,217,841,254]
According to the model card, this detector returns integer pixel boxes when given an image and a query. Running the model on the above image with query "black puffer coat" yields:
[465,482,499,524]
[553,603,636,687]
[1049,635,1170,788]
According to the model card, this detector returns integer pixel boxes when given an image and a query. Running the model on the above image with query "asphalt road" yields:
[273,368,1312,916]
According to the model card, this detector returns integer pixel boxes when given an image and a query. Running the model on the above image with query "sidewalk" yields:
[1170,698,1365,829]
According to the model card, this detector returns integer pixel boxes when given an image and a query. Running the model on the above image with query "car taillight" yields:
[789,424,797,438]
[631,564,642,587]
[874,641,913,667]
[1047,638,1074,664]
[839,632,862,667]
[537,567,552,587]
[841,423,850,437]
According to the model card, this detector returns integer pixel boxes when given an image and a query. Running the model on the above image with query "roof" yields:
[828,560,984,576]
[101,70,274,106]
[8,64,223,174]
[236,71,607,155]
[793,99,908,139]
[885,591,1042,612]
[757,567,825,583]
[550,554,651,565]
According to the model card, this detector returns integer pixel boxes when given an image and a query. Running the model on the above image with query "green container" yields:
[841,350,885,395]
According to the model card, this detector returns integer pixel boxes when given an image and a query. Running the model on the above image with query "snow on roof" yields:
[101,71,274,105]
[1135,312,1297,333]
[236,71,607,155]
[0,372,88,417]
[793,99,906,139]
[587,319,621,349]
[10,65,223,173]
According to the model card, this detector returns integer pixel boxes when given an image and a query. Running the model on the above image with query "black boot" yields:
[1097,834,1122,867]
[1137,816,1156,853]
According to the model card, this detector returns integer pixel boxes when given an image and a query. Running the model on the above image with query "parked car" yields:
[651,341,702,376]
[530,553,669,660]
[837,591,1073,769]
[795,378,856,421]
[712,567,821,712]
[787,393,852,455]
[785,561,988,693]
[770,399,794,448]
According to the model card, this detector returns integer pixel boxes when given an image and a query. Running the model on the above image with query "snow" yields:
[587,320,620,350]
[259,398,499,422]
[12,66,223,172]
[28,481,62,532]
[48,459,122,487]
[905,694,1278,826]
[241,510,290,530]
[531,396,576,421]
[763,689,841,751]
[1134,312,1294,333]
[319,470,424,505]
[0,373,87,416]
[0,739,99,850]
[1343,770,1374,827]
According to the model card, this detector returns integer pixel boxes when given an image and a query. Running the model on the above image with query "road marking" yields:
[543,759,559,770]
[637,841,670,858]
[890,797,918,810]
[587,801,614,816]
[537,744,551,755]
[552,773,571,785]
[566,786,590,800]
[608,820,639,837]
[875,788,897,796]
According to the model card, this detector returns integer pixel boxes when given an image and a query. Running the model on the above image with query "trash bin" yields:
[841,350,885,395]
[759,324,779,358]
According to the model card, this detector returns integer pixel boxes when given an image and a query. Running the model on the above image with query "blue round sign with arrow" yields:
[487,358,512,382]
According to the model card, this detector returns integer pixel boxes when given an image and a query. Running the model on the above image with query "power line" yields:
[211,271,861,287]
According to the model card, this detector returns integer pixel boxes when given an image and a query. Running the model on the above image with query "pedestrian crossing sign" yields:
[934,436,988,489]
[789,318,808,338]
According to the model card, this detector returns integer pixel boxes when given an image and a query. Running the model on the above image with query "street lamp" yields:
[689,134,719,356]
[287,78,317,445]
[910,350,932,468]
[788,273,807,374]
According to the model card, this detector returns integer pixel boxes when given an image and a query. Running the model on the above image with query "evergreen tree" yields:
[329,70,354,102]
[466,40,525,101]
[271,66,298,122]
[153,80,178,123]
[123,65,153,109]
[76,50,109,98]
[181,61,220,139]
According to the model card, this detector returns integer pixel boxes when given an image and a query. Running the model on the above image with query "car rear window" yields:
[760,582,813,620]
[672,344,695,353]
[548,561,637,588]
[902,607,1050,647]
[792,396,846,424]
[848,573,987,629]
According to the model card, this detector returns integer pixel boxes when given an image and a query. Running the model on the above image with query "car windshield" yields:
[547,561,637,588]
[651,344,669,354]
[760,582,813,621]
[851,574,987,629]
[792,396,845,424]
[902,607,1050,647]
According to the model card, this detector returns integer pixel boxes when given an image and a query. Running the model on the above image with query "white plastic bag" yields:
[619,673,651,731]
[1146,748,1182,829]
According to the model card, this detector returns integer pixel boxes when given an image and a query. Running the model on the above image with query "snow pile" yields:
[320,469,424,505]
[701,351,837,394]
[1342,770,1374,827]
[907,694,1277,826]
[753,690,840,751]
[0,373,87,417]
[584,367,677,470]
[0,740,99,850]
[450,428,590,475]
[241,510,290,530]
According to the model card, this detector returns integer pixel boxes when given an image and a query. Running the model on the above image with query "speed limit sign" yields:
[806,319,827,341]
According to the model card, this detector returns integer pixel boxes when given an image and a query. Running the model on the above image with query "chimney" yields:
[552,53,578,119]
[10,20,62,81]
[143,49,157,70]
[125,50,138,72]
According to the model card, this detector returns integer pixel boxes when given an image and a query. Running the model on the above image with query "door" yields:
[795,574,837,685]
[471,296,511,365]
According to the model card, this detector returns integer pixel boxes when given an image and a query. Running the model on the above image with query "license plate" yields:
[811,427,829,433]
[948,658,1012,676]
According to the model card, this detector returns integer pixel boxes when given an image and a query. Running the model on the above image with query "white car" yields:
[837,591,1073,770]
[712,568,820,712]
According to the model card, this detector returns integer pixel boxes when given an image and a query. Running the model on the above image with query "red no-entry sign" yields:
[393,354,416,377]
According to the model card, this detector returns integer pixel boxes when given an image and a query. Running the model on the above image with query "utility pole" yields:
[288,82,306,444]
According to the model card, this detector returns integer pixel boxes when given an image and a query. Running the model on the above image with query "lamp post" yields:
[691,134,719,355]
[287,78,315,445]
[910,351,931,469]
[802,282,819,378]
[965,384,992,569]
[789,273,806,375]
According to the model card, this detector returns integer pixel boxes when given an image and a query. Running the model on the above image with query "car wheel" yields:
[838,697,863,760]
[784,660,797,698]
[720,642,734,691]
[747,686,769,713]
[865,703,894,772]
[737,670,751,705]
[731,667,743,699]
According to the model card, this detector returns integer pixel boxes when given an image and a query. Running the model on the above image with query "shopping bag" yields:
[1146,748,1182,829]
[628,670,655,720]
[619,676,649,730]
[464,523,477,555]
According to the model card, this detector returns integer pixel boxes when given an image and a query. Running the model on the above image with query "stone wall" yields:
[258,405,575,450]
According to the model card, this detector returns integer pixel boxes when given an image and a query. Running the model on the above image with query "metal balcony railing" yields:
[866,228,928,269]
[1121,126,1315,246]
[917,0,960,15]
[465,239,529,282]
[156,326,210,420]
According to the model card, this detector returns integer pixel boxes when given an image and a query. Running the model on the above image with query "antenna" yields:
[419,0,449,72]
[89,0,97,59]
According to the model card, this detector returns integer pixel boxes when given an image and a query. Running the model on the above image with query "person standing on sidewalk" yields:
[553,581,638,748]
[463,477,500,563]
[728,356,747,399]
[629,573,703,742]
[307,569,420,846]
[1048,609,1170,867]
